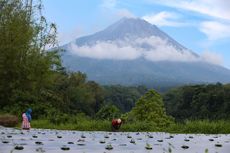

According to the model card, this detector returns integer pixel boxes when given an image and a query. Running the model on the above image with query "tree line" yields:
[164,83,230,121]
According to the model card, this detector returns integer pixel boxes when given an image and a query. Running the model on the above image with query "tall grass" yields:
[29,119,230,134]
[31,119,111,131]
[167,120,230,134]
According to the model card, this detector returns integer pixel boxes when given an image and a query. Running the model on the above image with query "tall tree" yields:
[0,0,60,112]
[130,89,173,127]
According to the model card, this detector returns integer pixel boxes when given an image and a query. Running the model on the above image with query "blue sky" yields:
[43,0,230,69]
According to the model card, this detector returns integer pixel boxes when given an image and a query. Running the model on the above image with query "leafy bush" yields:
[129,89,174,127]
[96,104,121,120]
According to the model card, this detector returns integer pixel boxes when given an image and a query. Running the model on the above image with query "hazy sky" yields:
[43,0,230,68]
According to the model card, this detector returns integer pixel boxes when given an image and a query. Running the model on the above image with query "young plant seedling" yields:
[168,147,172,153]
[81,134,86,138]
[105,144,113,150]
[130,138,136,144]
[145,143,152,150]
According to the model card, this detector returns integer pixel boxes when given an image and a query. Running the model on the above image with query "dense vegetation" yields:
[103,85,147,112]
[164,83,230,121]
[1,0,230,134]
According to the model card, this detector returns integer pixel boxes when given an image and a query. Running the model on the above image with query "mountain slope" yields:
[61,17,230,89]
[72,18,197,56]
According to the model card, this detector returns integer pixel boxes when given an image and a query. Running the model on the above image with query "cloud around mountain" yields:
[62,18,230,86]
[68,36,221,65]
[69,40,142,60]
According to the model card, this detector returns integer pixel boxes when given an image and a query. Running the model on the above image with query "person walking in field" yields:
[112,118,122,131]
[21,108,32,130]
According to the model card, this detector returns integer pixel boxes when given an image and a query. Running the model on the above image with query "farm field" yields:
[0,127,229,153]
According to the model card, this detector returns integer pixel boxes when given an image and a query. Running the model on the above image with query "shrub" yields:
[0,114,18,127]
[96,104,121,120]
[129,89,174,127]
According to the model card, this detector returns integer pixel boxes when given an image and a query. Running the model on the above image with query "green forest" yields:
[1,0,230,134]
[164,83,230,121]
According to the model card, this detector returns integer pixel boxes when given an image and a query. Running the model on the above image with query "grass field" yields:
[29,119,230,134]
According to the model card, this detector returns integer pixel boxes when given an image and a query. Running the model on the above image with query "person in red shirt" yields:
[111,118,122,131]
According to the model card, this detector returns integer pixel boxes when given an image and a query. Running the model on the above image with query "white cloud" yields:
[146,0,230,41]
[200,21,230,40]
[68,36,217,63]
[178,0,230,20]
[136,37,198,62]
[69,35,224,65]
[142,11,184,27]
[146,0,230,21]
[69,41,142,60]
[201,51,223,65]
